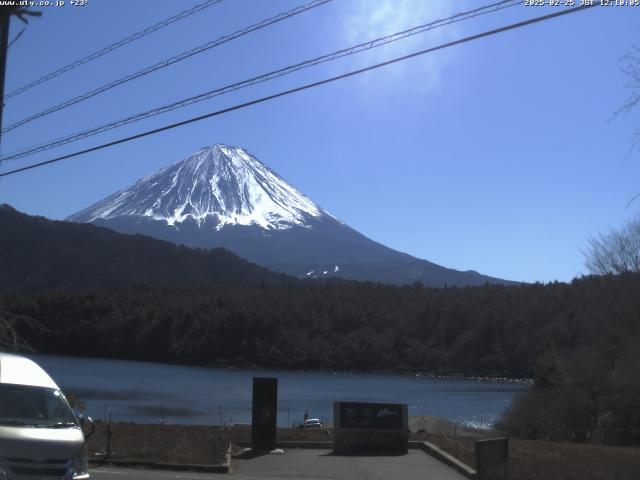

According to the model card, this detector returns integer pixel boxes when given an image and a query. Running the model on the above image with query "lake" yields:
[27,354,528,428]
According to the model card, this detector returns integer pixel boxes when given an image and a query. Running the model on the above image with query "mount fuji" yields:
[68,144,511,286]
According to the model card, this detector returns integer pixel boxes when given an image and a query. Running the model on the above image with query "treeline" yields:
[2,272,639,379]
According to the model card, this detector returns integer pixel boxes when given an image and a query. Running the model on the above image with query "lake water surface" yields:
[28,354,528,428]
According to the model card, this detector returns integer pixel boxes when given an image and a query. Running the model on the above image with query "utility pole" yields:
[0,8,11,145]
[0,6,41,148]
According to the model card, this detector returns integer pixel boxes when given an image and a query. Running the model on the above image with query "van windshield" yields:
[0,383,78,428]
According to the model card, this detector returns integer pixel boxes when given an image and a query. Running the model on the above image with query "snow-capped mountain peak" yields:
[67,144,513,287]
[69,144,332,230]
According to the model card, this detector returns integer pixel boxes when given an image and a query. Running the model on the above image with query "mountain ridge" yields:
[0,204,297,291]
[68,144,515,287]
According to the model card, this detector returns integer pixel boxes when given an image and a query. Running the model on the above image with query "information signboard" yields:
[333,401,408,454]
[339,402,404,430]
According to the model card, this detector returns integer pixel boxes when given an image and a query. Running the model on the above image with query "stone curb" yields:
[89,445,232,474]
[409,441,477,479]
[232,439,476,478]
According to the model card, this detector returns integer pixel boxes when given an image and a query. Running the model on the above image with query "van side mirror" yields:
[77,414,95,439]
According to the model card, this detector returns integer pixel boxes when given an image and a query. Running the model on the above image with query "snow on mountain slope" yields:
[69,144,334,230]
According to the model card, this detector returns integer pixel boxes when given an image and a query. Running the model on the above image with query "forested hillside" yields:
[3,273,638,378]
[0,204,295,290]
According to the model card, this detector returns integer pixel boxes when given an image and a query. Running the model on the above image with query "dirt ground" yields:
[414,430,640,480]
[87,422,231,466]
[87,422,334,466]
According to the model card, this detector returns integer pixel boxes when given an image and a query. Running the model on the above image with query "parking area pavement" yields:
[90,467,221,479]
[90,448,469,480]
[230,448,468,479]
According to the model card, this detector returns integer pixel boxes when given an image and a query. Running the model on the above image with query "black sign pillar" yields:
[251,377,277,451]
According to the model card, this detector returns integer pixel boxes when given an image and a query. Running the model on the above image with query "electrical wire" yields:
[7,27,25,49]
[0,1,601,178]
[5,0,224,100]
[1,0,332,134]
[0,0,520,163]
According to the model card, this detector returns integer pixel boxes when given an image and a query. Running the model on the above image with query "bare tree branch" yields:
[584,216,640,275]
[613,46,640,160]
[615,46,640,117]
[0,309,46,352]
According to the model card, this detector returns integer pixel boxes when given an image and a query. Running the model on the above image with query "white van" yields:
[0,353,93,479]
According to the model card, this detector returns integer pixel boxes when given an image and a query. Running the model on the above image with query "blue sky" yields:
[0,0,639,283]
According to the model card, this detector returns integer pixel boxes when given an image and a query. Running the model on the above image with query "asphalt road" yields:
[90,467,220,479]
[91,449,468,480]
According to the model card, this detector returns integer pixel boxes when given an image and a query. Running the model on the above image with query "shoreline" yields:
[29,351,532,383]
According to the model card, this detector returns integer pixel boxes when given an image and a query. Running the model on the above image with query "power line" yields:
[0,0,521,163]
[0,2,600,179]
[7,26,25,49]
[4,0,224,100]
[1,0,332,134]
